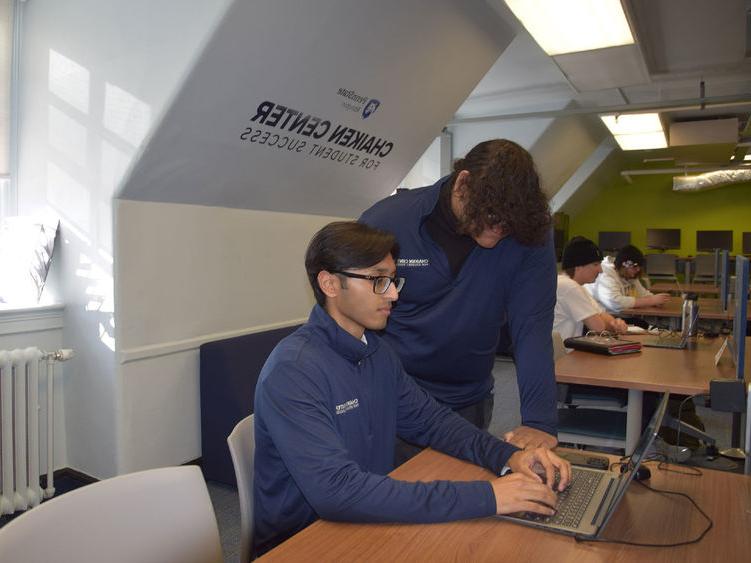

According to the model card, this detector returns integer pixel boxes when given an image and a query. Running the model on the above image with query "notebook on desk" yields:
[497,392,669,539]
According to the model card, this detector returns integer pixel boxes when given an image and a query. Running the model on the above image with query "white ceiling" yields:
[455,0,751,177]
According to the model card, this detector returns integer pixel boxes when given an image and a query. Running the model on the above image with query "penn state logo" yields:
[362,99,380,119]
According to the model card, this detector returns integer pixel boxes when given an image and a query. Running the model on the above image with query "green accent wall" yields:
[569,175,751,257]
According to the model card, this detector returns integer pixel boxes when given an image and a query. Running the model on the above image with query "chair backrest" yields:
[552,331,567,361]
[0,466,222,563]
[228,414,255,563]
[693,254,716,277]
[645,253,677,276]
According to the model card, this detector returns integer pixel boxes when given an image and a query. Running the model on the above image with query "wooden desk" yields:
[260,449,751,562]
[650,282,720,295]
[621,296,750,328]
[556,336,751,452]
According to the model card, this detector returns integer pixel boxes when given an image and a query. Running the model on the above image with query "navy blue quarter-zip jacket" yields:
[253,305,519,554]
[360,177,557,434]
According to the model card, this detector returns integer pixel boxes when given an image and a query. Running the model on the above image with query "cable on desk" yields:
[574,480,713,548]
[656,461,703,476]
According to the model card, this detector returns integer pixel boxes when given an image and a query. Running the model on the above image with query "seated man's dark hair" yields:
[449,139,551,246]
[305,221,399,306]
[615,244,645,269]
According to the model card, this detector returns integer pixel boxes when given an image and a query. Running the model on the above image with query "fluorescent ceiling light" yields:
[600,113,667,150]
[506,0,634,55]
[745,154,751,161]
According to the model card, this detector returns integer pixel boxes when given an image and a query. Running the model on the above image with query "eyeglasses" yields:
[622,260,641,269]
[330,270,405,294]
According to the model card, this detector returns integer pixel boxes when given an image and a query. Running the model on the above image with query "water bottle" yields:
[681,293,699,337]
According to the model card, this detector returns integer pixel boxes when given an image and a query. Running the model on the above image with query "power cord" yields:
[579,456,711,547]
[674,393,709,451]
[575,479,713,548]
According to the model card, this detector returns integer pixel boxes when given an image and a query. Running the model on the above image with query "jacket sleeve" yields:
[257,361,497,524]
[506,233,558,436]
[394,358,520,471]
[596,272,635,312]
[634,278,653,297]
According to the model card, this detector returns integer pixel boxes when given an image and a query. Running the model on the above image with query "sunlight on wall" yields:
[47,105,88,167]
[104,83,152,147]
[46,161,90,232]
[43,48,152,354]
[48,50,89,114]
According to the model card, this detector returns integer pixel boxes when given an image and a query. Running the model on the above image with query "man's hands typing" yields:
[491,447,571,516]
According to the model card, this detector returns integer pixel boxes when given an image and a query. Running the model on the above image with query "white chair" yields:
[228,414,255,563]
[0,466,222,563]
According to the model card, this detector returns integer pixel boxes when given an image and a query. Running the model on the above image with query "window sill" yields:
[0,303,65,336]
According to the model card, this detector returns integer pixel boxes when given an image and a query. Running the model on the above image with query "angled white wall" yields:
[117,0,514,217]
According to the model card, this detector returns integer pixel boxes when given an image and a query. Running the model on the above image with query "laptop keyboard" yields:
[521,468,605,529]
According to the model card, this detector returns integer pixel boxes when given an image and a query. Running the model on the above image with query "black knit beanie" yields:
[562,236,603,269]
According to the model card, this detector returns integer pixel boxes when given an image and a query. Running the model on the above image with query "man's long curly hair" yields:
[450,139,551,246]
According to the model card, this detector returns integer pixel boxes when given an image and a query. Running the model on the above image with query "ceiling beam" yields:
[448,93,751,124]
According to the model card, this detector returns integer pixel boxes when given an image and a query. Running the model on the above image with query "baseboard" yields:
[37,460,204,488]
[183,457,202,468]
[40,467,98,488]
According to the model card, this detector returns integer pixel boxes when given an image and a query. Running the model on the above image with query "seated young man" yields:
[585,244,670,314]
[253,221,570,555]
[555,236,628,344]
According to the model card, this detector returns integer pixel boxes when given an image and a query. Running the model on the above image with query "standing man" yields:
[253,221,570,555]
[555,236,628,343]
[360,139,558,451]
[585,244,670,315]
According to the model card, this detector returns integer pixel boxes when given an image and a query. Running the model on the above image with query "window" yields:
[0,0,18,220]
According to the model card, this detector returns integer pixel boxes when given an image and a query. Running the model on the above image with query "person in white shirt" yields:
[555,237,628,345]
[585,244,670,314]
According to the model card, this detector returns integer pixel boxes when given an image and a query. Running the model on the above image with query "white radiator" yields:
[0,348,73,516]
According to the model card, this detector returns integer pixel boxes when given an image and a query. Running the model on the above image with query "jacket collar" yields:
[308,304,380,363]
[414,175,450,219]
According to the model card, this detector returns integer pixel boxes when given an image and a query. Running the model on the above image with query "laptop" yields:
[642,329,689,350]
[642,302,698,349]
[498,392,669,539]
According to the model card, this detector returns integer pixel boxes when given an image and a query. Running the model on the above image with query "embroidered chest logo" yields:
[396,258,430,267]
[335,398,360,415]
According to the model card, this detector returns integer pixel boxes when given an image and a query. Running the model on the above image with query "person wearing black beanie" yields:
[555,237,627,343]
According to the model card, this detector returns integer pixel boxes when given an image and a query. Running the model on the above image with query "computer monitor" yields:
[646,228,680,250]
[733,255,748,381]
[696,230,733,252]
[719,250,730,311]
[598,231,630,252]
[743,232,751,255]
[729,256,749,451]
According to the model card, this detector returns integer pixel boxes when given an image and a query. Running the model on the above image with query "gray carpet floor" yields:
[206,356,741,562]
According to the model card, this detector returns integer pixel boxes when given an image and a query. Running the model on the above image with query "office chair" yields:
[228,414,255,563]
[645,253,678,283]
[692,254,716,283]
[0,466,223,563]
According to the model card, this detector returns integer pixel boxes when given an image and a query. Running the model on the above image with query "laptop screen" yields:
[597,392,670,529]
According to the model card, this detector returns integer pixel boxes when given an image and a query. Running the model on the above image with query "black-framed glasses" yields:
[330,270,405,294]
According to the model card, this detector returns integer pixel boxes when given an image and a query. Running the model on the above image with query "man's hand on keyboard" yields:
[507,447,571,493]
[503,426,558,450]
[490,473,558,516]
